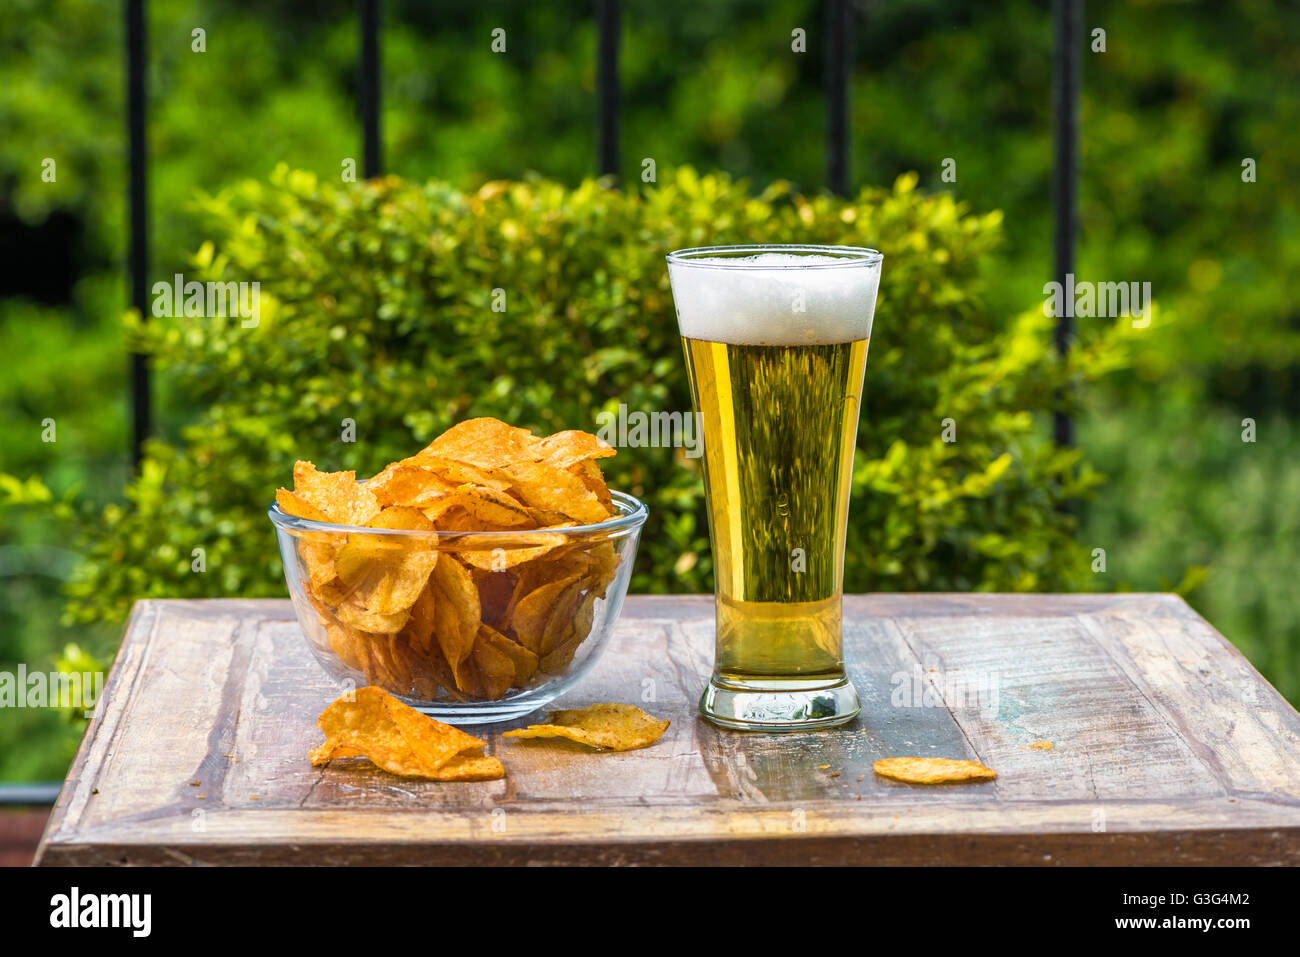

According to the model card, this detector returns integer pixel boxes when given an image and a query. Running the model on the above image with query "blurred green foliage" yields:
[61,168,1129,624]
[1082,390,1300,701]
[1,0,1296,778]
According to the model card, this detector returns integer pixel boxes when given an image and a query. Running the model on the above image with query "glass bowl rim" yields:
[268,488,648,539]
[665,243,883,269]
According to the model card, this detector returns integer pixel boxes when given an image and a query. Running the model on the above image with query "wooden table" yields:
[37,594,1300,865]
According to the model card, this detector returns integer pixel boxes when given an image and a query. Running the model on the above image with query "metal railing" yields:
[121,0,1080,468]
[126,0,149,469]
[1052,0,1080,449]
[360,0,383,179]
[825,0,851,197]
[597,0,620,180]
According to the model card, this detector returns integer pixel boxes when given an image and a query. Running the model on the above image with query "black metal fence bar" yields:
[0,782,63,806]
[825,0,851,196]
[116,6,1080,459]
[126,0,149,469]
[360,0,382,178]
[596,0,621,180]
[119,1,1076,462]
[1052,0,1081,448]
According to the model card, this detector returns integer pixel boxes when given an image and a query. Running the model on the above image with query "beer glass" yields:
[666,245,882,730]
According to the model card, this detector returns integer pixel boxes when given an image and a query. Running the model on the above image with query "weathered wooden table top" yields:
[37,594,1300,865]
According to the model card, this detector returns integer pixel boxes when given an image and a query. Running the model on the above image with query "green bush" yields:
[64,166,1133,624]
[1082,392,1300,702]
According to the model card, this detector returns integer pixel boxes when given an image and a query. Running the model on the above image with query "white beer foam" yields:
[668,252,880,345]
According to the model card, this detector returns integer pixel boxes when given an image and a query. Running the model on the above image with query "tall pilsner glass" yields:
[666,245,883,731]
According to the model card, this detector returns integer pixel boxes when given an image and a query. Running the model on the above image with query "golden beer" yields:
[667,246,882,730]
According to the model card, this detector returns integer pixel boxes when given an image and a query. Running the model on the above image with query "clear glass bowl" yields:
[270,490,647,723]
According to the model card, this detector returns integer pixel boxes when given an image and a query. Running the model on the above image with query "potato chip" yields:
[420,417,541,468]
[872,757,998,784]
[292,461,381,526]
[312,590,423,694]
[428,752,506,782]
[503,703,669,751]
[324,620,366,672]
[278,489,342,590]
[510,573,583,653]
[311,686,488,778]
[421,636,466,702]
[293,548,339,602]
[371,634,417,691]
[500,562,552,624]
[471,567,516,629]
[334,598,410,635]
[498,552,586,626]
[523,507,573,526]
[401,584,437,656]
[311,578,352,609]
[478,622,539,687]
[430,554,480,685]
[333,507,438,616]
[498,460,611,525]
[276,487,331,523]
[531,545,608,585]
[367,464,457,508]
[309,597,389,684]
[587,541,622,597]
[333,559,431,619]
[538,576,587,656]
[424,486,535,530]
[406,455,515,492]
[403,651,440,700]
[301,545,338,591]
[568,459,614,510]
[370,505,438,533]
[463,631,515,700]
[540,590,598,673]
[309,741,366,763]
[377,690,481,762]
[535,430,616,470]
[452,530,569,571]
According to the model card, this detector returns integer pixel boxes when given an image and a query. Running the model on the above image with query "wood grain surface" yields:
[36,594,1300,865]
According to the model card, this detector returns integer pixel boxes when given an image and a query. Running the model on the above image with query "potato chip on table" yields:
[872,757,998,784]
[503,703,670,751]
[310,687,504,781]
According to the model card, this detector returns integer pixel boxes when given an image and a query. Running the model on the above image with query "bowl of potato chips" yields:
[269,418,647,723]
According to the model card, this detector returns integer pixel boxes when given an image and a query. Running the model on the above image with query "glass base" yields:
[700,675,860,732]
[399,698,544,725]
